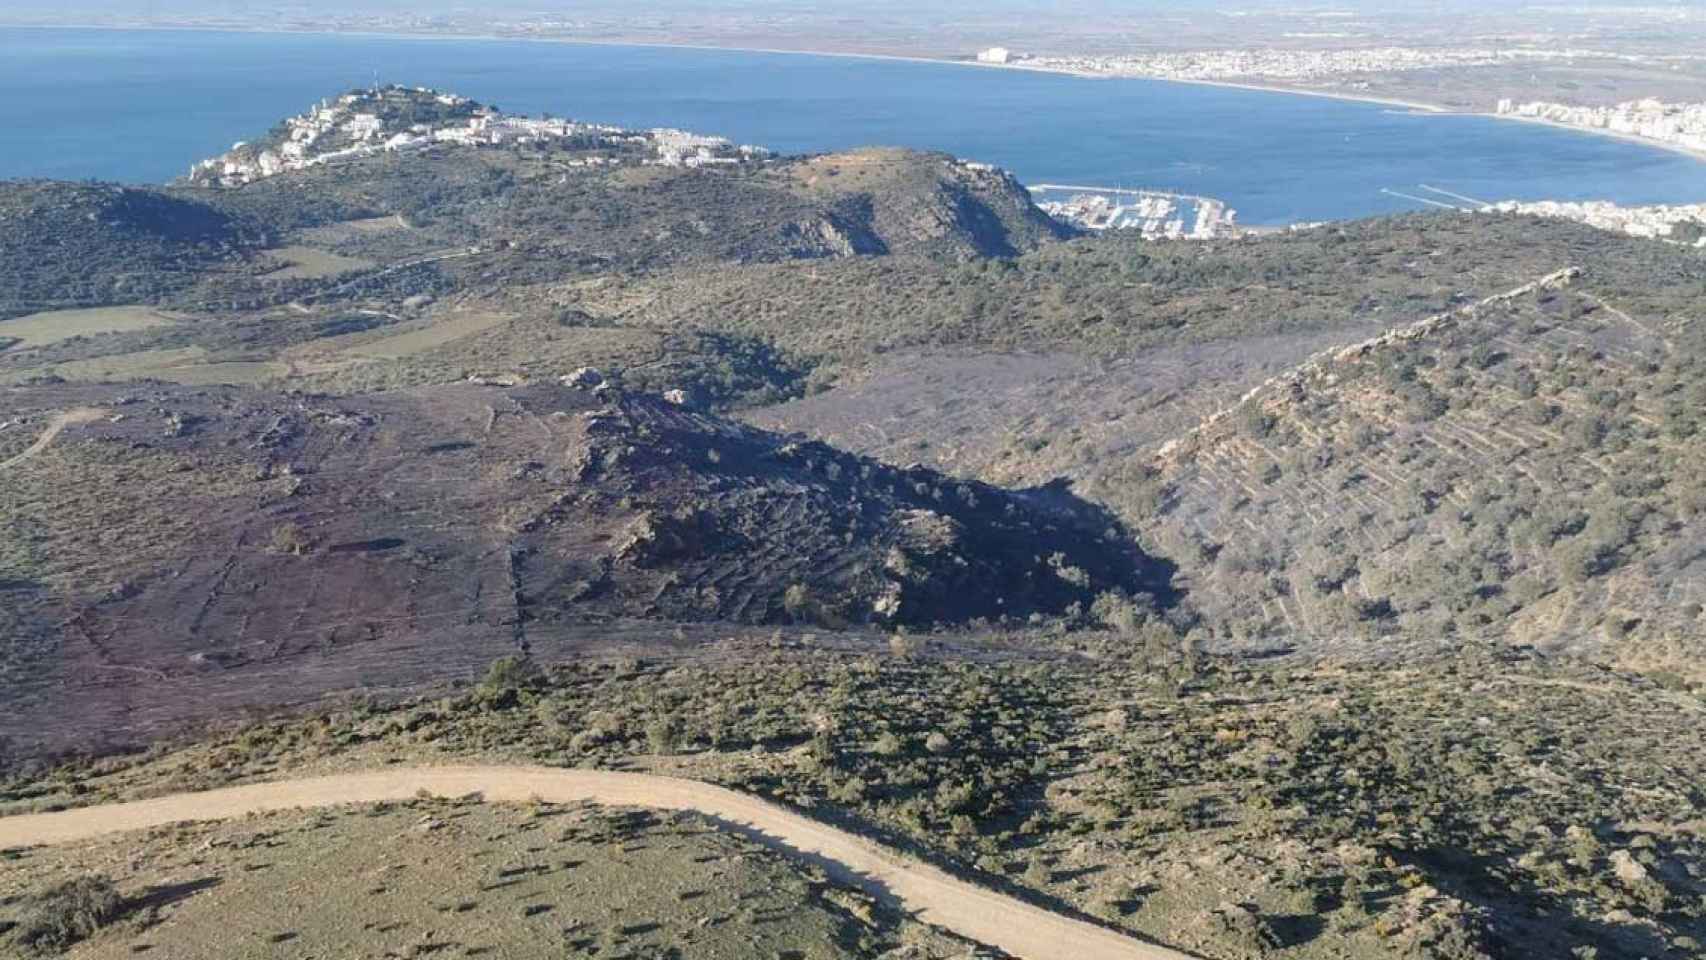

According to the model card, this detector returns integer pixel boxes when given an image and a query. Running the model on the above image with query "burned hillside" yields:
[0,378,1167,754]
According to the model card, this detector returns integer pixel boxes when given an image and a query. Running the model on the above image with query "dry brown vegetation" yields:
[6,117,1706,960]
[7,647,1703,959]
[2,796,978,958]
[0,378,1164,758]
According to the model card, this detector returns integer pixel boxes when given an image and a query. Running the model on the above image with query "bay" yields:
[4,26,1705,224]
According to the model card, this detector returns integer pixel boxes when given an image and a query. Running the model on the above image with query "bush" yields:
[646,718,681,756]
[268,521,311,556]
[479,655,540,695]
[783,583,815,623]
[14,876,123,955]
[1091,590,1144,633]
[887,633,920,658]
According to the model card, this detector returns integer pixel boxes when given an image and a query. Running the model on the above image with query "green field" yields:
[0,347,287,387]
[258,245,374,281]
[341,310,516,360]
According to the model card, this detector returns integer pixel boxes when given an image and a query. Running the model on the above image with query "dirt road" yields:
[0,407,105,471]
[0,765,1192,960]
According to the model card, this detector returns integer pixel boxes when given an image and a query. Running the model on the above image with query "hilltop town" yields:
[187,84,769,187]
[182,85,1266,248]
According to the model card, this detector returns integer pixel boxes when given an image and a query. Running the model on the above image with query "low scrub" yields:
[12,875,123,955]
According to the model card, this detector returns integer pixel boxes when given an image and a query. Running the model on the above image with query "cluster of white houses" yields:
[1485,199,1706,246]
[1495,97,1706,153]
[189,86,768,187]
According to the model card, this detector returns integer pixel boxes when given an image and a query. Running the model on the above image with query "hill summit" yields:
[185,85,772,188]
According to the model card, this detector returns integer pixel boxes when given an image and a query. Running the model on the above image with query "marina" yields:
[1029,184,1239,238]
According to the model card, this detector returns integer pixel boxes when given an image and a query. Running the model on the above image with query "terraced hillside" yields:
[0,379,1164,756]
[1138,268,1706,666]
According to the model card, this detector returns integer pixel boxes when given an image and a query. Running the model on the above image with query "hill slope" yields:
[198,144,1065,273]
[0,182,269,320]
[3,798,986,959]
[0,379,1166,754]
[179,86,1067,273]
[1140,267,1706,666]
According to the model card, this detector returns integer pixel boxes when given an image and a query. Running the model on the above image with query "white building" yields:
[977,47,1012,64]
[343,113,385,141]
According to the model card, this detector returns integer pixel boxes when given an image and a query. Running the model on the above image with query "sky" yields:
[7,0,1706,34]
[6,1,1646,16]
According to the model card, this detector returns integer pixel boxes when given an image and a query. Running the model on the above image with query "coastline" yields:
[7,20,1706,169]
[1151,76,1446,114]
[0,20,1499,118]
[1483,111,1706,164]
[985,63,1451,115]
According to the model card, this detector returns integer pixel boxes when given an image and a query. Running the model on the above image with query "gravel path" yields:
[0,407,105,471]
[0,764,1192,960]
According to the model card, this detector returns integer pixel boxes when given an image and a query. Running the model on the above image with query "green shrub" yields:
[267,521,312,556]
[1090,590,1143,633]
[646,718,681,756]
[478,655,540,695]
[14,875,123,955]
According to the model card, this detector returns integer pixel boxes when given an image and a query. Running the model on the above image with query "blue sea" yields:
[4,27,1706,225]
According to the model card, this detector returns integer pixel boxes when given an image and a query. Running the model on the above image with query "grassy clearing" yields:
[11,347,209,383]
[0,348,285,387]
[343,215,411,234]
[0,438,248,592]
[257,246,374,281]
[340,310,516,360]
[155,360,289,386]
[0,308,178,352]
[0,798,972,959]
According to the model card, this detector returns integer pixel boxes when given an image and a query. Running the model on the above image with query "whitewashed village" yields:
[187,85,771,187]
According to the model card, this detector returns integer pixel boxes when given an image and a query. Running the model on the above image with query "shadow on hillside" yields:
[131,876,223,913]
[1404,843,1690,959]
[1016,477,1182,610]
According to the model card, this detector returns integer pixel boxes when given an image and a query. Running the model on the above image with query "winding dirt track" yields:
[0,765,1192,960]
[0,407,106,471]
